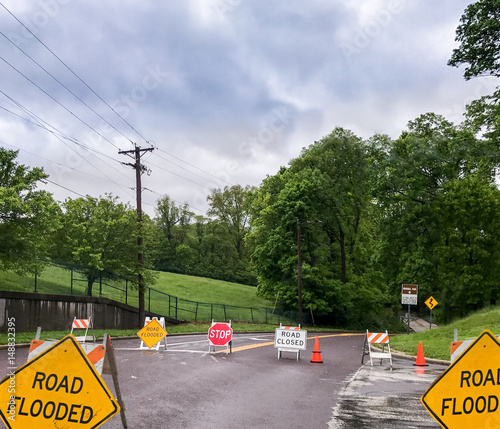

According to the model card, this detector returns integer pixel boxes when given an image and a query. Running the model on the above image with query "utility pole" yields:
[119,145,154,328]
[297,218,303,327]
[297,218,322,327]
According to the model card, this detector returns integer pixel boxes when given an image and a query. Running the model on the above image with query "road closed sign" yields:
[0,334,119,428]
[421,329,500,428]
[274,327,307,350]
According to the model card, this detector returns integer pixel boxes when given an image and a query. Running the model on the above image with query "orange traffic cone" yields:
[414,341,428,366]
[311,336,323,363]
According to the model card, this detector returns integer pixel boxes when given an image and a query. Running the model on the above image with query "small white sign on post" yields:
[274,324,307,361]
[401,284,418,305]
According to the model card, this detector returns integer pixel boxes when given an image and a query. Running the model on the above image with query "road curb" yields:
[390,349,450,366]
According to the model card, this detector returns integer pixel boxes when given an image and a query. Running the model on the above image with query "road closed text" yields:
[12,372,93,424]
[441,369,500,417]
[274,329,307,350]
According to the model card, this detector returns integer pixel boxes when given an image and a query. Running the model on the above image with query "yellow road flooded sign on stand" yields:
[137,317,167,349]
[421,329,500,429]
[425,296,438,310]
[0,334,119,428]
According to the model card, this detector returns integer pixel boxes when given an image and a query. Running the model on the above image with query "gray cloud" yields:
[0,0,480,215]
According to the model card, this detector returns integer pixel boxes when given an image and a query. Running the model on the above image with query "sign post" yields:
[401,284,418,334]
[424,296,438,330]
[0,334,120,428]
[421,329,500,428]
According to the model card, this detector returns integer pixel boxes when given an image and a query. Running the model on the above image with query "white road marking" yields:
[167,339,210,347]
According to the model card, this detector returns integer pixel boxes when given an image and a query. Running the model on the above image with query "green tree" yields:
[154,195,193,273]
[448,0,500,80]
[435,176,500,320]
[373,113,500,318]
[0,148,59,273]
[449,0,500,143]
[51,194,152,296]
[250,128,386,327]
[207,185,254,259]
[207,185,256,283]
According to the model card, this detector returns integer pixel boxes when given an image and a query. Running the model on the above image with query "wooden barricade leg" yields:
[104,334,128,428]
[361,331,368,365]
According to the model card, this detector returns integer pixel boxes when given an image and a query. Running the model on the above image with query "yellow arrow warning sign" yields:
[421,329,500,428]
[137,318,167,349]
[0,334,119,428]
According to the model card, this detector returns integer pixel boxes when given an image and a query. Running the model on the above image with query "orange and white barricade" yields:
[361,330,392,368]
[28,338,107,374]
[70,316,96,343]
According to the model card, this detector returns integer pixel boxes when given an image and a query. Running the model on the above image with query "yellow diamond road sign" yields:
[421,329,500,429]
[137,318,167,349]
[0,334,119,428]
[425,296,438,310]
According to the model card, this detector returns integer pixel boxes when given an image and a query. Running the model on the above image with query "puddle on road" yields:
[328,361,445,428]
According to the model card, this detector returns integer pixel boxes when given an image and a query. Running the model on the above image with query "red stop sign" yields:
[208,323,233,346]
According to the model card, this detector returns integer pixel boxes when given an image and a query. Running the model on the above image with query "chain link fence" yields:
[27,261,306,325]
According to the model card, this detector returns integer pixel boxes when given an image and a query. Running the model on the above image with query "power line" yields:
[154,146,235,187]
[0,30,135,146]
[146,159,213,189]
[143,187,206,215]
[0,2,150,146]
[44,178,86,198]
[0,91,136,196]
[0,3,235,190]
[0,91,130,174]
[0,140,119,182]
[0,54,121,150]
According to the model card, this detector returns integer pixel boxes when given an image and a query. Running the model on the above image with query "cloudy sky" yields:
[0,0,494,216]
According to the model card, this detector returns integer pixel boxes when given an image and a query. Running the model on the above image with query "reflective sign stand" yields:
[275,324,306,361]
[70,316,96,343]
[139,317,168,351]
[208,320,233,354]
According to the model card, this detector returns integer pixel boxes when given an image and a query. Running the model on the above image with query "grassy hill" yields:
[390,306,500,361]
[0,265,274,311]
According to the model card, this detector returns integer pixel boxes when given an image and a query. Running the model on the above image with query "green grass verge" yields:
[390,306,500,361]
[0,323,345,345]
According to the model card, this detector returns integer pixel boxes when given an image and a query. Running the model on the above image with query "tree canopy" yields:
[0,148,58,274]
[448,0,500,80]
[250,128,388,327]
[50,194,150,296]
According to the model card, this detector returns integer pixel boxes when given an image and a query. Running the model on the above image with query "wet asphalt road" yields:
[331,361,445,428]
[1,332,446,428]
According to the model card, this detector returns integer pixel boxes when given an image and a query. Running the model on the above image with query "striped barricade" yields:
[451,334,500,362]
[361,330,392,368]
[28,339,106,374]
[70,316,96,343]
